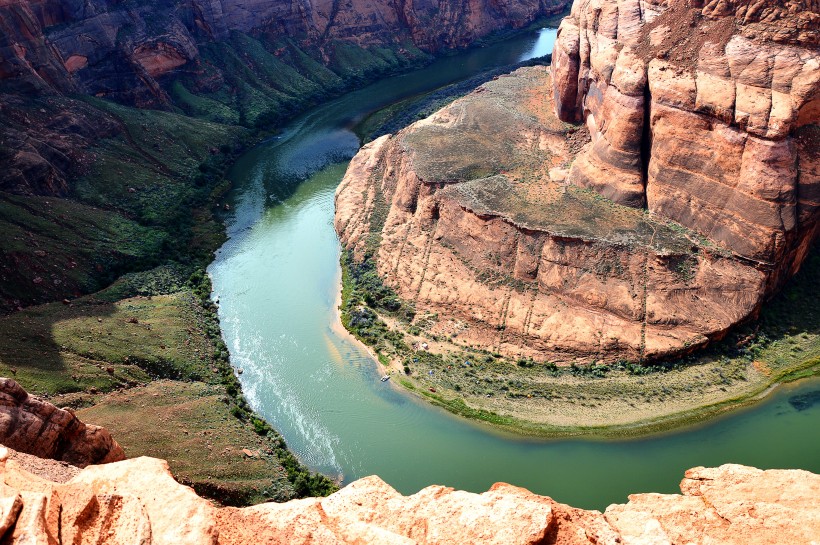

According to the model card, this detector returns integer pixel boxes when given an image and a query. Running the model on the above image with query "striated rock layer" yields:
[0,446,817,544]
[0,0,569,103]
[0,378,124,467]
[335,0,819,363]
[552,0,820,288]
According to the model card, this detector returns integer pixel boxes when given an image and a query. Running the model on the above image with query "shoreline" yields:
[407,362,820,440]
[334,246,820,441]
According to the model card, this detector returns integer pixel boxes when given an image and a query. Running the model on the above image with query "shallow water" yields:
[208,28,820,510]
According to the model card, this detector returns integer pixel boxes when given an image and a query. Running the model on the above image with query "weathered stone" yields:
[0,455,817,545]
[0,378,125,467]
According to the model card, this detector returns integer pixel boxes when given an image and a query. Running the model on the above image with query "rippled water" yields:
[208,27,820,510]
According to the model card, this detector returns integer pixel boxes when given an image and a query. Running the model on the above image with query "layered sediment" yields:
[552,0,820,283]
[0,0,569,103]
[335,0,819,365]
[0,445,816,544]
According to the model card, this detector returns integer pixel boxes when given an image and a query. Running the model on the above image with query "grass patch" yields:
[0,268,337,503]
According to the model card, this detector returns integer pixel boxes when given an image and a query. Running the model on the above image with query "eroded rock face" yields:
[337,67,775,362]
[0,0,569,102]
[552,0,820,274]
[0,448,816,545]
[0,378,124,467]
[336,0,819,363]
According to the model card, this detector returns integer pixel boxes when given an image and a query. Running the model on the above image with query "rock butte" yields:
[335,0,820,363]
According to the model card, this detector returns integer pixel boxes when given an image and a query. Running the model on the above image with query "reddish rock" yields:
[0,378,125,467]
[0,0,570,103]
[551,0,819,269]
[336,65,783,363]
[336,0,818,364]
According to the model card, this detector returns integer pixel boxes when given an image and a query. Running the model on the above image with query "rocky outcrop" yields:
[0,378,124,467]
[336,0,819,363]
[0,447,816,544]
[336,67,758,362]
[552,0,819,279]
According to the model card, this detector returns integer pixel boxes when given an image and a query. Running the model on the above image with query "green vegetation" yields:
[0,88,344,503]
[0,267,337,504]
[340,251,412,352]
[170,34,429,129]
[0,19,560,504]
[0,94,248,312]
[357,56,552,143]
[339,240,820,438]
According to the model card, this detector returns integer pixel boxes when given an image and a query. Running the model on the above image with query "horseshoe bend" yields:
[334,0,820,431]
[0,0,818,540]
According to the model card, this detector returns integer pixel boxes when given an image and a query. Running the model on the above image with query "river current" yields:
[207,27,820,510]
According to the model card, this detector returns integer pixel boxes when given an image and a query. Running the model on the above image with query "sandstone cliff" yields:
[0,378,124,467]
[0,445,816,544]
[335,0,819,364]
[552,0,819,282]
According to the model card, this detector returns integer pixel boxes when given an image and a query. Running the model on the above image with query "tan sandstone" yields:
[0,446,817,544]
[0,378,125,467]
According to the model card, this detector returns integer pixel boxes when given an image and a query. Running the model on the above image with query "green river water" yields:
[207,27,820,510]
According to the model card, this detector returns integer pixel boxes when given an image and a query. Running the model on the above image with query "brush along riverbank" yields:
[0,266,337,505]
[0,95,342,504]
[338,244,820,438]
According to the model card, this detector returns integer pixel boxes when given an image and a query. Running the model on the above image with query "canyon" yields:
[335,0,820,366]
[0,384,818,545]
[0,0,818,538]
[0,0,569,102]
[0,0,579,508]
[0,0,568,312]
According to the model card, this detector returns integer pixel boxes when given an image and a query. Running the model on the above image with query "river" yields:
[207,26,820,510]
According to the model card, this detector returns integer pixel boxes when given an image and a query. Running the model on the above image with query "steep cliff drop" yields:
[335,0,819,365]
[0,381,817,543]
[0,0,569,103]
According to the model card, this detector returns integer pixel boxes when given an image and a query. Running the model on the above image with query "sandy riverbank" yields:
[334,253,820,438]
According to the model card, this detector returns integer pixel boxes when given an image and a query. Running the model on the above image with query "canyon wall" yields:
[335,0,819,363]
[552,0,820,286]
[0,0,569,104]
[0,446,817,544]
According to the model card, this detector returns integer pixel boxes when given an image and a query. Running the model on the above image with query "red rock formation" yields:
[336,0,818,363]
[0,0,570,101]
[336,67,770,362]
[0,378,124,467]
[0,447,816,544]
[552,0,819,277]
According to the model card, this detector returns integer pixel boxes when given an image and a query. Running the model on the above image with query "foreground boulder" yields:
[0,446,817,544]
[0,378,124,467]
